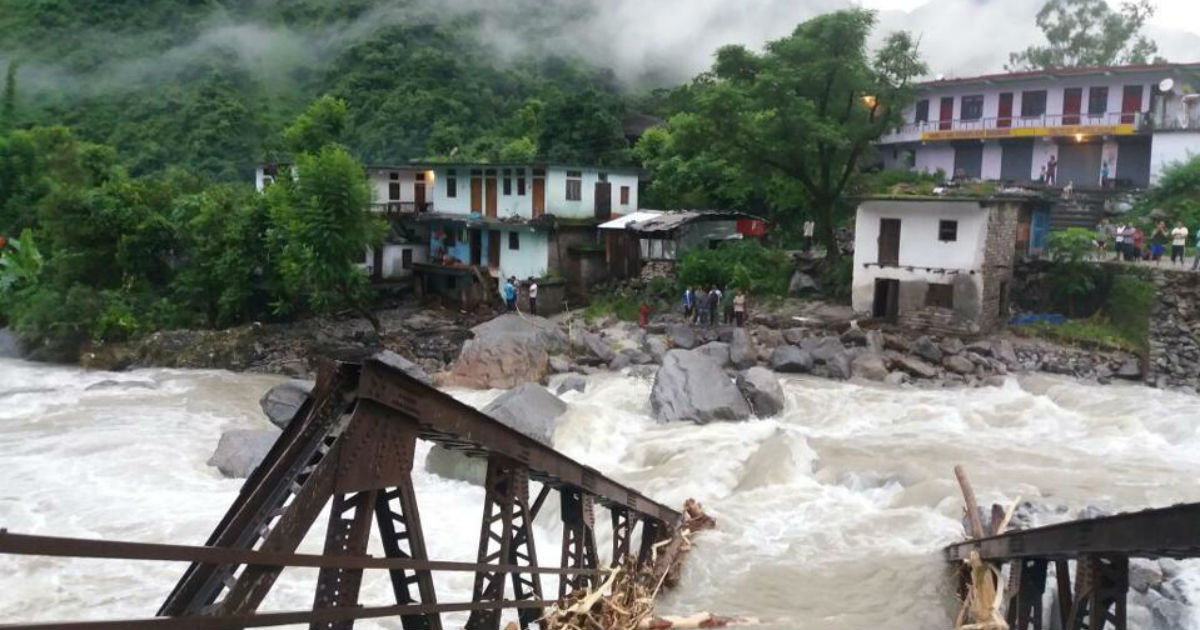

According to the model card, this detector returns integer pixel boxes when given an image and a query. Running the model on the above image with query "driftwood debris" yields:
[540,498,748,630]
[952,464,1018,630]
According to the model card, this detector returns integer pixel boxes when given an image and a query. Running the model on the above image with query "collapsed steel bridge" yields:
[945,502,1200,630]
[0,355,683,630]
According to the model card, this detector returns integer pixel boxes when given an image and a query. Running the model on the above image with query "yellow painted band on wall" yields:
[919,124,1136,141]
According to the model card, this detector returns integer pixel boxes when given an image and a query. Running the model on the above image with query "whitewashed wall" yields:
[851,200,989,313]
[1149,132,1200,183]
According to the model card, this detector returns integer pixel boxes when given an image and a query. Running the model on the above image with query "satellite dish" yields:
[1159,77,1175,93]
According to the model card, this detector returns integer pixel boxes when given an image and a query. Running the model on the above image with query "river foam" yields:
[1,358,1198,628]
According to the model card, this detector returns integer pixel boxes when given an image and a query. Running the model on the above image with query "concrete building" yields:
[851,197,1025,334]
[876,63,1200,189]
[254,160,641,302]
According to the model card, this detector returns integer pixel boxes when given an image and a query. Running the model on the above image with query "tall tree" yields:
[1008,0,1160,70]
[635,9,924,259]
[1,61,16,131]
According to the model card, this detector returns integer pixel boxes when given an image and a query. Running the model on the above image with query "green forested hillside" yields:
[0,0,631,181]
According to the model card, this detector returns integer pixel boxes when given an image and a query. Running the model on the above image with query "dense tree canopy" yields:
[0,0,635,181]
[1007,0,1161,70]
[636,9,925,257]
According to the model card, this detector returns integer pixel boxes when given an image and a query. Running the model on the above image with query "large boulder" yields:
[651,350,752,423]
[578,331,616,363]
[991,339,1018,366]
[441,315,566,389]
[556,374,588,395]
[769,346,813,373]
[736,367,786,417]
[481,383,566,444]
[888,352,938,379]
[788,271,818,296]
[914,336,944,363]
[802,336,846,364]
[0,327,22,358]
[728,328,758,370]
[644,336,670,363]
[259,380,314,429]
[826,352,852,380]
[207,429,280,478]
[851,353,889,381]
[943,354,975,375]
[667,324,697,350]
[694,341,731,368]
[427,383,567,484]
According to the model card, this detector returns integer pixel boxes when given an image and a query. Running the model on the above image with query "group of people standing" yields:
[1097,219,1196,267]
[682,286,747,327]
[502,276,538,314]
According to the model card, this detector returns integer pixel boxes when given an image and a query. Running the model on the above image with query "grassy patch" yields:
[1015,317,1142,353]
[583,293,640,324]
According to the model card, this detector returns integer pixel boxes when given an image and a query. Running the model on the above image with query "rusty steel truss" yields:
[0,355,682,630]
[946,503,1200,630]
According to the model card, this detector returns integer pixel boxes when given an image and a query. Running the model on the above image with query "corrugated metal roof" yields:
[597,211,664,230]
[619,210,764,234]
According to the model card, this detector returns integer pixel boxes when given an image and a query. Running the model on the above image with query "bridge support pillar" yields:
[610,507,633,565]
[1067,555,1128,630]
[375,478,441,630]
[312,490,377,630]
[1005,558,1048,630]
[559,488,599,598]
[466,456,544,630]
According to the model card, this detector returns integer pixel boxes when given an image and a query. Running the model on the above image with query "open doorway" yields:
[873,278,900,322]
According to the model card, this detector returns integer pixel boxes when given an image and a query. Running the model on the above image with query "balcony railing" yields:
[370,201,432,215]
[879,111,1146,143]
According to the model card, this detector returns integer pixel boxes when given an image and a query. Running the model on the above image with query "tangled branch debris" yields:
[952,465,1020,630]
[542,499,750,630]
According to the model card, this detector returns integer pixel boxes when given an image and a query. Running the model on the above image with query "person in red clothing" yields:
[638,302,650,328]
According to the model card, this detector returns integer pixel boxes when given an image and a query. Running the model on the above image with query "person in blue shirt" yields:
[503,278,516,311]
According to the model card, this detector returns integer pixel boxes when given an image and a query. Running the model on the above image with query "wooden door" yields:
[414,182,426,211]
[532,177,545,217]
[1121,85,1143,124]
[997,93,1013,128]
[594,181,612,220]
[1062,87,1082,125]
[470,177,483,213]
[470,229,482,266]
[872,279,899,322]
[939,97,954,130]
[485,177,497,218]
[878,218,901,266]
[487,230,501,269]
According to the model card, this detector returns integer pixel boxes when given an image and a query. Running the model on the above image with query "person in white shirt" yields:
[802,220,815,252]
[1114,223,1126,261]
[528,279,539,315]
[1170,223,1189,265]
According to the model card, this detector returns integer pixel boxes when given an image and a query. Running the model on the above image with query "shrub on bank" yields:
[676,240,791,296]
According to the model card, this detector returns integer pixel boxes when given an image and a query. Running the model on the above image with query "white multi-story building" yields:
[877,63,1200,188]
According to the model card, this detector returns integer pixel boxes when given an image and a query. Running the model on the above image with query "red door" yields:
[1062,87,1082,125]
[939,97,954,130]
[1121,85,1143,124]
[997,93,1013,128]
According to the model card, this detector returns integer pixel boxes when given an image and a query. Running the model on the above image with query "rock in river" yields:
[440,314,567,389]
[259,380,313,429]
[208,429,280,478]
[769,346,813,373]
[736,367,786,417]
[651,349,751,423]
[426,383,567,484]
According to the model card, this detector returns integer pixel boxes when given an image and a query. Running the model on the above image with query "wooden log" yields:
[955,464,985,540]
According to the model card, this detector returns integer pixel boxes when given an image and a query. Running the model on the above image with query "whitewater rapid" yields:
[2,357,1199,629]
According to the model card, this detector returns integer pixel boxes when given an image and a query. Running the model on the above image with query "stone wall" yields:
[979,201,1020,331]
[1145,270,1200,389]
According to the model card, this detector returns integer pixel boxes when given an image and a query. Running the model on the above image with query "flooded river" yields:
[1,357,1198,628]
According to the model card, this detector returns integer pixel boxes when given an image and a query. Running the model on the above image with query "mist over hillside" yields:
[2,0,1196,179]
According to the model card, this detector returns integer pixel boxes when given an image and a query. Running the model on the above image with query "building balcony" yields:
[879,112,1147,144]
[370,201,433,215]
